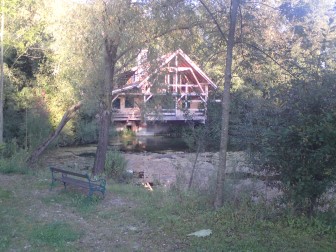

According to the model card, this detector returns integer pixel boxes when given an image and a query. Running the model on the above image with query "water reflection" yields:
[110,136,188,153]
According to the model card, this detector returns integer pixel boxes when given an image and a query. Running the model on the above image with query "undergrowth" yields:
[1,169,335,251]
[111,183,336,251]
[0,141,30,174]
[0,148,28,174]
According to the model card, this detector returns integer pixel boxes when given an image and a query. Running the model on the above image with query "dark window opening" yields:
[125,96,134,108]
[169,73,174,84]
[112,98,121,109]
[184,101,190,109]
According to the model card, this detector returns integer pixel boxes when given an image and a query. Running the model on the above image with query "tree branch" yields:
[26,101,82,168]
[238,41,298,78]
[199,0,228,42]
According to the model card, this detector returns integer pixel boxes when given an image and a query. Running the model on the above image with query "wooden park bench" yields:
[49,167,106,197]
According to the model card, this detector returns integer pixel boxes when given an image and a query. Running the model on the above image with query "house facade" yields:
[111,49,217,135]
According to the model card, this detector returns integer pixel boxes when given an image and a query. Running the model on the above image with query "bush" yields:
[259,77,336,215]
[120,128,135,138]
[74,119,98,144]
[104,149,128,180]
[0,140,28,174]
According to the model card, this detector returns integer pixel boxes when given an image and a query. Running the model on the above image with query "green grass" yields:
[0,175,84,251]
[0,157,28,174]
[29,221,82,247]
[0,148,29,174]
[1,172,335,251]
[0,187,12,200]
[110,184,336,251]
[41,189,102,215]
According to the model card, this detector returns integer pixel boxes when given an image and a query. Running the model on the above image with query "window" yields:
[184,100,190,109]
[112,98,121,109]
[125,96,134,108]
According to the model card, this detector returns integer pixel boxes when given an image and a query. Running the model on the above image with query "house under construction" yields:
[111,49,217,135]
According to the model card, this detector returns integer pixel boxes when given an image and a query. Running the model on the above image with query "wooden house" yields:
[111,49,217,134]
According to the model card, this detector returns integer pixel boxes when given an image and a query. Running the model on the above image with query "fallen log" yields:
[26,101,82,168]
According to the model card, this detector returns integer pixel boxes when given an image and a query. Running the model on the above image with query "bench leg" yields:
[49,180,55,191]
[88,188,93,198]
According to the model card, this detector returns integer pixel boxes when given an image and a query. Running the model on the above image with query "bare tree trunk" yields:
[188,125,205,190]
[188,142,201,190]
[92,38,118,175]
[0,0,4,144]
[214,0,240,209]
[26,101,82,168]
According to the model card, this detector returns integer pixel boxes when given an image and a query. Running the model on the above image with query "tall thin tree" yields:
[0,0,4,144]
[214,0,239,209]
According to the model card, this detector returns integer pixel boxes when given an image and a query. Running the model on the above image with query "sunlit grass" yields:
[110,182,336,251]
[1,171,335,251]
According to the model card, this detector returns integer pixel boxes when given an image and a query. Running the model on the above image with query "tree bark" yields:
[26,101,82,168]
[0,0,4,144]
[214,0,240,209]
[92,38,118,175]
[93,107,111,175]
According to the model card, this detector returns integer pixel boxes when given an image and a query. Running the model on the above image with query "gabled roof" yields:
[137,49,217,89]
[112,49,217,95]
[156,49,217,89]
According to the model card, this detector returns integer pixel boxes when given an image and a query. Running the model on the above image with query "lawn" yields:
[0,171,335,251]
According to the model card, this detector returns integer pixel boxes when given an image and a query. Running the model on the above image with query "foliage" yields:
[0,139,28,174]
[229,83,266,152]
[120,128,136,138]
[73,117,98,145]
[258,76,336,215]
[181,99,222,152]
[104,149,128,180]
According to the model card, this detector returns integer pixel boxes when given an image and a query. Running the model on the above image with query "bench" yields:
[50,167,106,197]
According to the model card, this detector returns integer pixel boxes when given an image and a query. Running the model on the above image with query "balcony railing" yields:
[112,108,205,122]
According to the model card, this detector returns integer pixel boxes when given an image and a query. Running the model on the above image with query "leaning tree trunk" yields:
[214,0,240,209]
[92,38,118,175]
[26,101,82,168]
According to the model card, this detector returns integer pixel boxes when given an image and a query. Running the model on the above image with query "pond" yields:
[110,135,189,153]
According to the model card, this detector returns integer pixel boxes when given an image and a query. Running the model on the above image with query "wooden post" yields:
[175,56,178,93]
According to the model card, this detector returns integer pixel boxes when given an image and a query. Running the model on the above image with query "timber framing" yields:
[111,49,216,131]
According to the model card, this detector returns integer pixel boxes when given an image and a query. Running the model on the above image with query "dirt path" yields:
[0,173,185,251]
[1,147,282,251]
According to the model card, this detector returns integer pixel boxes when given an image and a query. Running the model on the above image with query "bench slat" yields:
[49,167,106,197]
[50,167,88,179]
[61,177,90,188]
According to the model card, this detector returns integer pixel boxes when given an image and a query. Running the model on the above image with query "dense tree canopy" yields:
[0,0,335,214]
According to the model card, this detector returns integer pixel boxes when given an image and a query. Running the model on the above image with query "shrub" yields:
[74,119,98,144]
[104,149,128,180]
[0,140,28,174]
[120,128,136,138]
[260,77,336,215]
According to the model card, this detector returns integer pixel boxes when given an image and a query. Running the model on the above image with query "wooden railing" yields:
[112,108,205,122]
[112,108,141,121]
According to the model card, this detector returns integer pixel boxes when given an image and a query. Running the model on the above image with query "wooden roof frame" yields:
[112,49,217,95]
[137,49,217,90]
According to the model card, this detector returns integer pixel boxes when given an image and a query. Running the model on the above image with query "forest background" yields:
[1,0,336,217]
